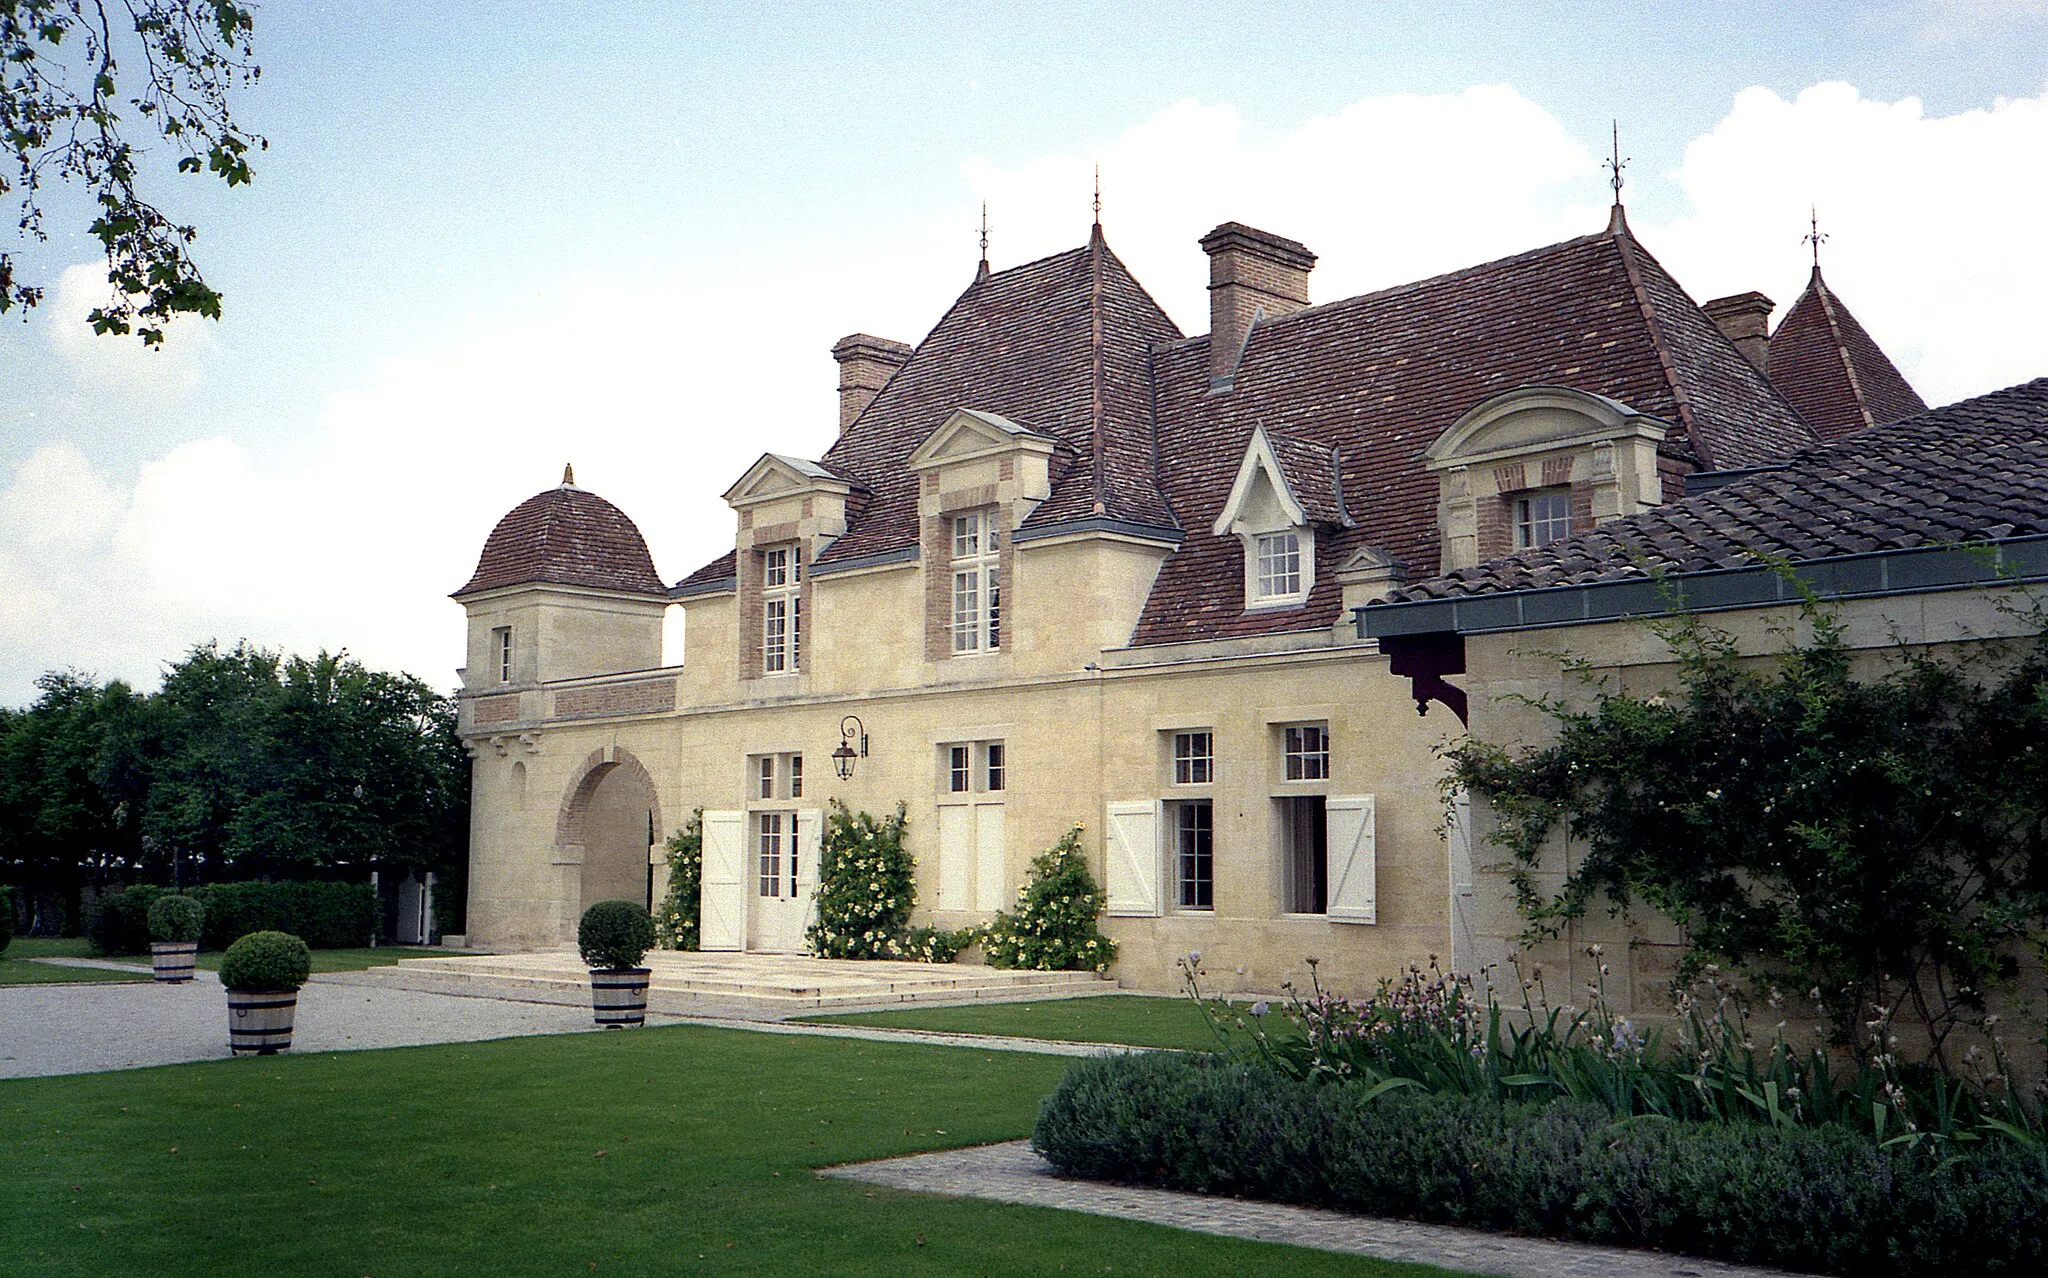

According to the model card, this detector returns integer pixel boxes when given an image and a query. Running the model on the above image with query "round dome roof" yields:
[455,471,665,598]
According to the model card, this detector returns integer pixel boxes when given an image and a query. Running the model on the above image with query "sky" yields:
[2,0,2046,704]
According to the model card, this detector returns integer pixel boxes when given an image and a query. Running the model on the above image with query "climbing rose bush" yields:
[806,801,916,959]
[654,810,703,950]
[982,824,1117,973]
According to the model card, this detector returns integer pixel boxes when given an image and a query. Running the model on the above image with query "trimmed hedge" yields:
[578,899,654,971]
[218,930,312,993]
[146,894,204,944]
[1033,1053,2048,1277]
[87,881,375,953]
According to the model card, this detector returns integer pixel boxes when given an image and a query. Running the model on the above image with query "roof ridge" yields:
[1809,269,1876,434]
[1607,225,1704,459]
[1089,228,1108,515]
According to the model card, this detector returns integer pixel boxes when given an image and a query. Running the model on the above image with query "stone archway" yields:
[555,747,664,928]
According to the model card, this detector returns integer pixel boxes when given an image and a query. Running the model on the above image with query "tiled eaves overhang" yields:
[1355,534,2048,641]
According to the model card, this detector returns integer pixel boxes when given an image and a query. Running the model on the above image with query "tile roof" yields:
[1264,430,1352,527]
[457,483,667,598]
[1379,377,2048,602]
[1766,266,1929,443]
[1126,217,1815,646]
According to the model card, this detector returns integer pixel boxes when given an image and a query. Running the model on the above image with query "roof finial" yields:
[1802,204,1829,275]
[1605,120,1628,205]
[976,201,990,282]
[1092,163,1102,226]
[561,463,575,487]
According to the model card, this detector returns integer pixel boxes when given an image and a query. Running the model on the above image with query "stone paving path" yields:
[823,1140,1809,1278]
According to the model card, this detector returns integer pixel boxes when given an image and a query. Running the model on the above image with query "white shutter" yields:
[1326,795,1377,924]
[974,803,1006,912]
[936,805,972,911]
[1447,789,1476,974]
[1104,800,1162,917]
[796,809,824,940]
[698,810,746,951]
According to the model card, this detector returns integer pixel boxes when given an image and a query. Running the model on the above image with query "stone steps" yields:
[352,950,1113,1012]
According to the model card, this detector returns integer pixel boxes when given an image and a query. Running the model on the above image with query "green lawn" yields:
[0,937,147,986]
[1,1025,1460,1277]
[803,994,1238,1051]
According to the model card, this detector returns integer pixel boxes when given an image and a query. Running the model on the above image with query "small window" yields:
[1513,489,1572,549]
[493,627,513,683]
[758,756,776,800]
[1254,531,1301,599]
[1173,800,1214,910]
[1284,725,1329,781]
[948,745,972,793]
[789,754,803,799]
[985,742,1006,792]
[1173,732,1213,785]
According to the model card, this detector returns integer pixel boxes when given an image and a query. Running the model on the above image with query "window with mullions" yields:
[947,744,972,793]
[1284,724,1329,781]
[1513,489,1572,549]
[492,627,512,683]
[756,811,796,898]
[1173,731,1214,785]
[950,511,1001,653]
[985,742,1005,792]
[1253,531,1301,599]
[751,753,804,801]
[762,545,803,673]
[1172,800,1214,910]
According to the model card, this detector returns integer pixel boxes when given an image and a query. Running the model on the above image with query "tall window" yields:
[756,812,795,898]
[1513,489,1572,549]
[1253,531,1301,599]
[947,744,972,793]
[1281,795,1328,914]
[1284,724,1330,781]
[1173,732,1214,785]
[1173,800,1214,910]
[762,545,802,674]
[492,627,512,683]
[985,742,1006,792]
[950,511,1001,653]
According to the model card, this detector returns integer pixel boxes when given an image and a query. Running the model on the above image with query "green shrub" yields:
[0,885,13,955]
[903,925,977,964]
[578,900,655,971]
[654,811,703,950]
[218,931,312,993]
[1034,1053,2048,1277]
[806,802,917,960]
[146,894,205,944]
[981,825,1116,973]
[86,884,168,954]
[196,880,373,950]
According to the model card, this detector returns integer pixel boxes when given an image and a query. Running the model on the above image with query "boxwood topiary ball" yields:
[579,900,655,972]
[218,930,312,993]
[147,894,205,944]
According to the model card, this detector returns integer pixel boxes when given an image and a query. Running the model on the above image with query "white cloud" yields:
[3,80,2043,702]
[1651,81,2048,404]
[42,262,217,397]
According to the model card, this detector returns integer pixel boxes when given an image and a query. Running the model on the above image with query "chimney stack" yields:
[830,334,913,433]
[1199,222,1316,389]
[1701,292,1775,374]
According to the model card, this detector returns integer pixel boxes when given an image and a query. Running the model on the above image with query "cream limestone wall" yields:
[459,585,666,691]
[462,532,1468,995]
[1454,585,2044,1021]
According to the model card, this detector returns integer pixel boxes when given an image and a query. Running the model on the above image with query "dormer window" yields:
[950,511,1000,653]
[762,545,802,674]
[1513,489,1572,549]
[1254,532,1302,599]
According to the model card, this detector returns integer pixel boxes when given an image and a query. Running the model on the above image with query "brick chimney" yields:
[831,334,913,432]
[1701,292,1774,374]
[1199,222,1316,388]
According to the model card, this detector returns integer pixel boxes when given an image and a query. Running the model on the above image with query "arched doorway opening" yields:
[555,748,663,933]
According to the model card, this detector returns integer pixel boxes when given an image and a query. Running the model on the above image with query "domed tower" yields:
[453,466,668,693]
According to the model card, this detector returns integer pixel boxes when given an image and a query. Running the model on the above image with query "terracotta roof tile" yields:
[1381,377,2048,601]
[1767,266,1929,442]
[458,484,666,598]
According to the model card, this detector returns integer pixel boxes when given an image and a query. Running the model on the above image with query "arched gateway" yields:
[555,747,664,926]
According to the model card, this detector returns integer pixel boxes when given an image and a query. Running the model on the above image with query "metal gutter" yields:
[1356,534,2048,640]
[1012,516,1185,546]
[808,546,920,577]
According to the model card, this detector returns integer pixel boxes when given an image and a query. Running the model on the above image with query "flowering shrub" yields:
[981,825,1116,973]
[653,810,702,950]
[902,925,977,964]
[806,801,917,960]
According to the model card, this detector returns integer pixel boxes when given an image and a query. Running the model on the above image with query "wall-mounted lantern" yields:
[831,714,868,780]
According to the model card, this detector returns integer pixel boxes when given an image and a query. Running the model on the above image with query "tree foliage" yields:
[0,642,468,928]
[1446,599,2048,1072]
[2,0,263,342]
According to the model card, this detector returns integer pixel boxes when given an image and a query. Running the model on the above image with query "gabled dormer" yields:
[1212,425,1351,610]
[722,454,867,682]
[1422,386,1669,571]
[905,409,1061,511]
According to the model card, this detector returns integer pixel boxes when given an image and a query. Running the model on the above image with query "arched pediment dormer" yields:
[1423,386,1670,571]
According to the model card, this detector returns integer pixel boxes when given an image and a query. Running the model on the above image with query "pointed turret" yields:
[1766,265,1928,442]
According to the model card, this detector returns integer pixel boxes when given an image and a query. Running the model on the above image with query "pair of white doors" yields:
[698,809,821,953]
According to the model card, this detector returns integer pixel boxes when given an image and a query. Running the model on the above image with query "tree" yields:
[2,1,263,343]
